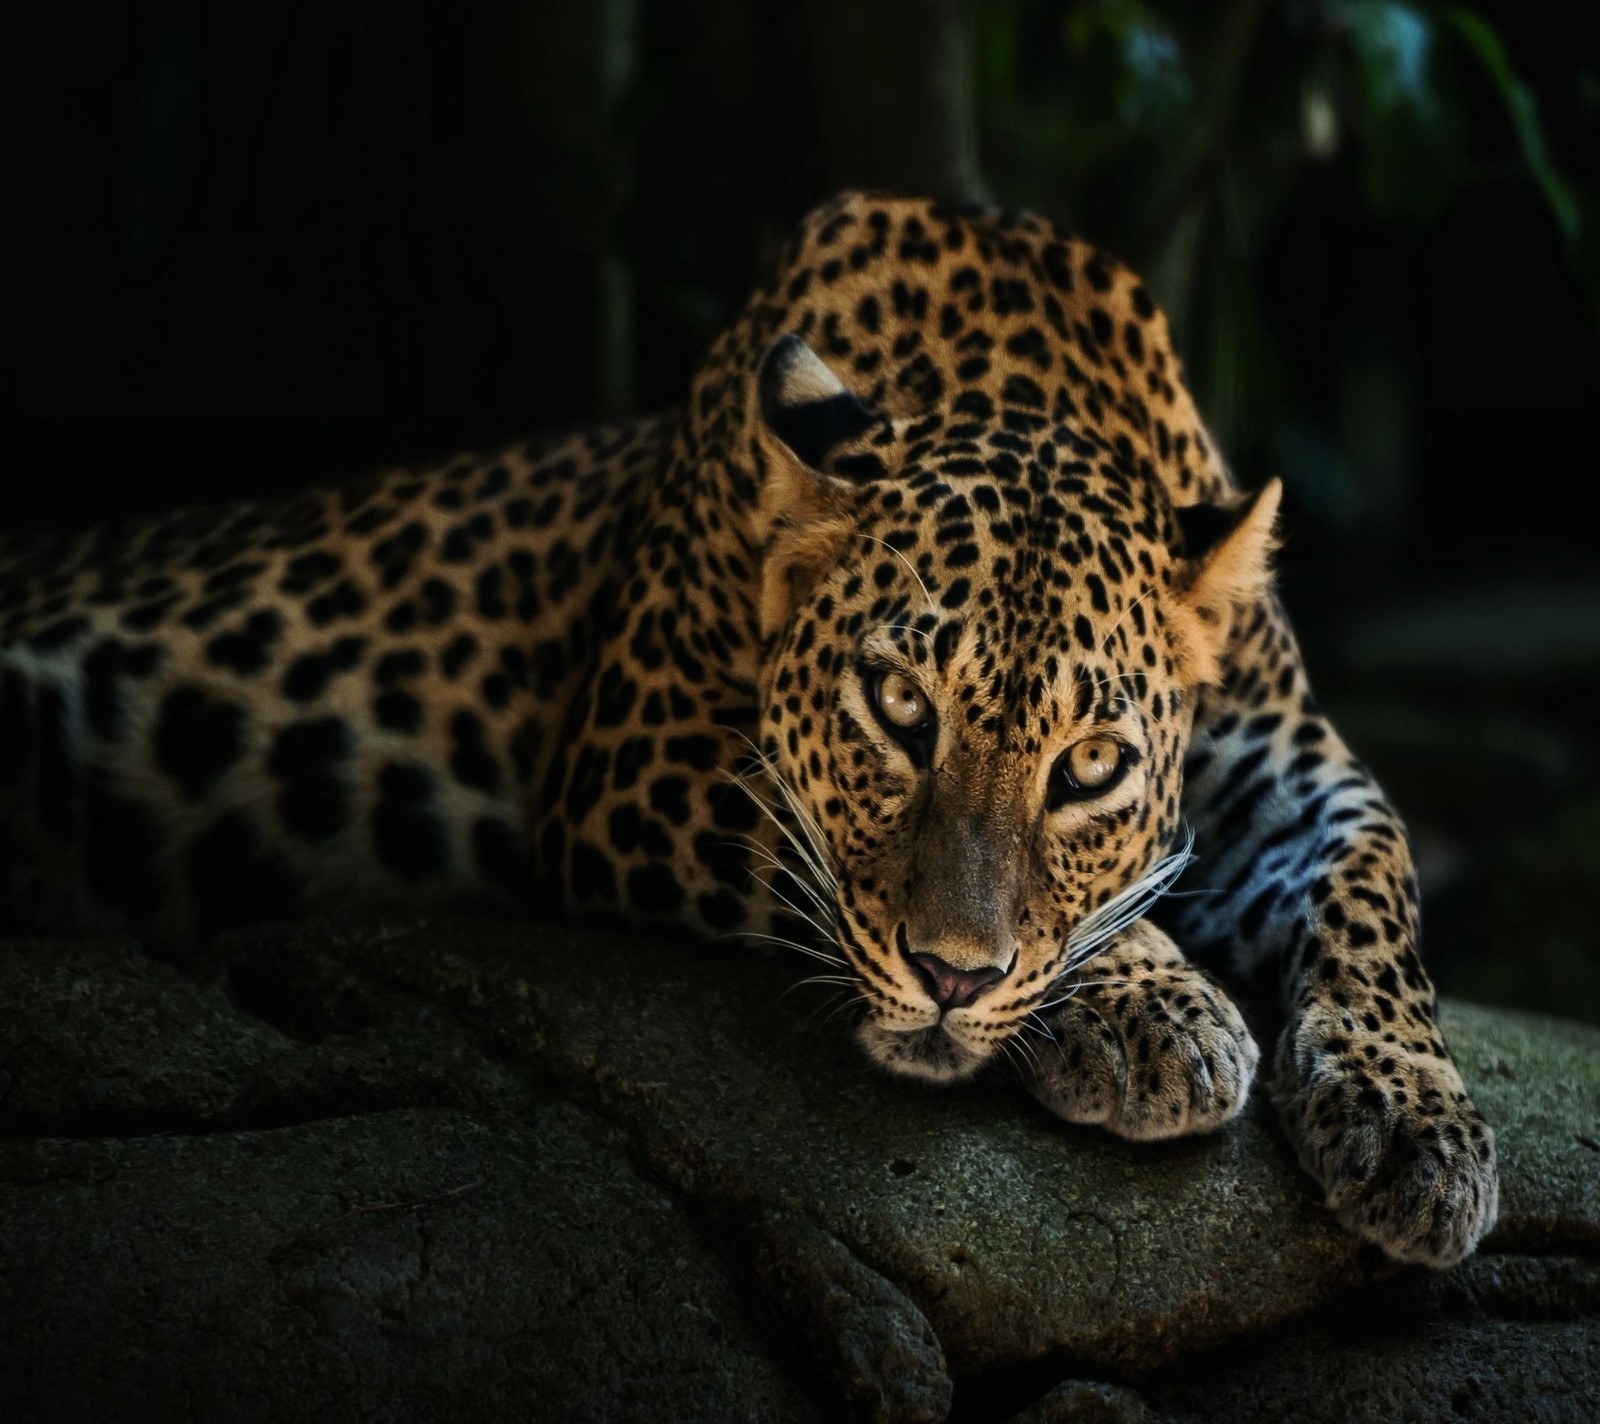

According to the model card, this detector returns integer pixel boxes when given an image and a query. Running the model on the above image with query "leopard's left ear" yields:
[1170,479,1282,683]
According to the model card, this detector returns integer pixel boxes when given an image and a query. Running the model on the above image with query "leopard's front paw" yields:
[1026,925,1259,1141]
[1274,1021,1498,1267]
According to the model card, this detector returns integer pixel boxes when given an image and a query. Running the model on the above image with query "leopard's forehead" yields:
[857,410,1175,583]
[832,423,1186,694]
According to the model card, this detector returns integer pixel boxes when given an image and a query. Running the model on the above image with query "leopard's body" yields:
[0,193,1496,1266]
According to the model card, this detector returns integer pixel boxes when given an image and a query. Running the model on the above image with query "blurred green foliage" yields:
[976,0,1586,255]
[971,0,1595,530]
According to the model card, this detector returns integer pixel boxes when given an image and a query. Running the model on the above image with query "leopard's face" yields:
[753,377,1239,1083]
[736,209,1281,1082]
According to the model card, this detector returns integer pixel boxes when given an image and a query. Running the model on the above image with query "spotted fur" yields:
[0,193,1495,1266]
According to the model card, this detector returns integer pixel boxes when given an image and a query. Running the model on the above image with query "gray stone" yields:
[748,1208,951,1424]
[0,931,524,1136]
[0,934,289,1131]
[317,917,1373,1377]
[3,917,1598,1423]
[1008,1380,1161,1423]
[1445,1002,1600,1254]
[1,1104,819,1423]
[1148,1310,1600,1423]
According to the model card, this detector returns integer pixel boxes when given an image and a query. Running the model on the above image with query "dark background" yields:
[2,1,1596,1019]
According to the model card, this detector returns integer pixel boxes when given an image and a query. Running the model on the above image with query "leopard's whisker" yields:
[821,992,868,1028]
[758,762,837,890]
[1007,1026,1043,1076]
[733,837,835,915]
[788,973,857,992]
[737,930,847,967]
[722,766,827,878]
[1054,827,1194,981]
[1096,586,1155,658]
[724,773,839,911]
[1029,978,1138,1014]
[796,988,852,1032]
[860,534,937,616]
[723,733,840,895]
[881,622,934,645]
[743,865,838,944]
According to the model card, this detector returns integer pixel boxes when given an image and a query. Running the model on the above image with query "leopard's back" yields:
[0,415,672,936]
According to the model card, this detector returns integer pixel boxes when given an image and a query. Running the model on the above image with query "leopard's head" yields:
[745,305,1278,1083]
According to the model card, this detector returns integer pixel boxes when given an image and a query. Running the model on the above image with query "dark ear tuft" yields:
[1173,499,1242,561]
[1170,479,1282,683]
[758,334,877,471]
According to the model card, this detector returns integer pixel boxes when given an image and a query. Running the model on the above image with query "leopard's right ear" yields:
[751,335,879,637]
[1169,479,1282,684]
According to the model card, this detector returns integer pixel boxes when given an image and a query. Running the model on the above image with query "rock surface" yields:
[2,919,1597,1422]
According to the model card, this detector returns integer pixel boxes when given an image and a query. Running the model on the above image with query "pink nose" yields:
[912,953,1007,1009]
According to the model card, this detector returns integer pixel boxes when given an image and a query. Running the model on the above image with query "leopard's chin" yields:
[857,1020,989,1084]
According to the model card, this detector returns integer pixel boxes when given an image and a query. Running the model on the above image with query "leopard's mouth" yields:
[856,1019,990,1084]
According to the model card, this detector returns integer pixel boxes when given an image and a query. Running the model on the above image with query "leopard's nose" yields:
[911,953,1008,1009]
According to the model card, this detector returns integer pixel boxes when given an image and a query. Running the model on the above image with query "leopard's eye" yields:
[876,670,931,731]
[864,666,938,769]
[1048,735,1128,807]
[1068,736,1121,789]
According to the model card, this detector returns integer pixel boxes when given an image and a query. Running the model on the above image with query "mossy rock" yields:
[2,921,1596,1422]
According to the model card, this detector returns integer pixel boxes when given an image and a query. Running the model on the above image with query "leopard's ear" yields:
[1169,479,1282,684]
[757,333,880,474]
[751,335,880,638]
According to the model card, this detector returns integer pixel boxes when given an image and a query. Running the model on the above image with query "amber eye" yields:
[876,670,931,731]
[1069,736,1121,788]
[865,666,937,768]
[1048,735,1129,808]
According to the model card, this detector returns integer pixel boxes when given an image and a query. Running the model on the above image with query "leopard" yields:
[0,191,1497,1268]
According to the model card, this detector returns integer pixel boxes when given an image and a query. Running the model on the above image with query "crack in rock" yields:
[748,1206,953,1424]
